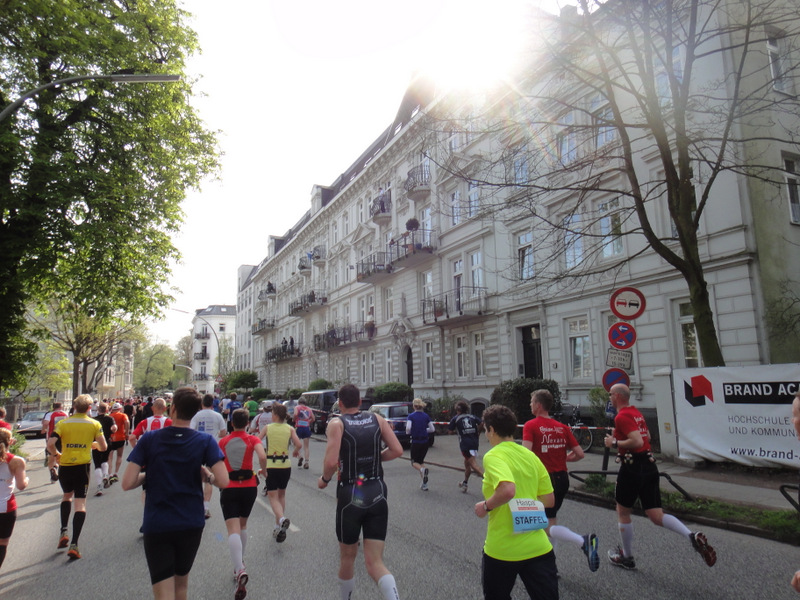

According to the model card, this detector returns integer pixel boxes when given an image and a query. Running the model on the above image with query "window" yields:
[418,205,432,231]
[385,349,392,381]
[518,231,535,280]
[678,302,701,368]
[455,335,468,378]
[425,341,434,380]
[473,332,485,377]
[342,211,350,236]
[513,144,529,184]
[768,34,794,94]
[420,270,434,303]
[361,353,367,384]
[383,286,394,320]
[370,351,376,383]
[657,46,683,106]
[218,323,226,332]
[786,158,800,224]
[568,317,592,379]
[593,104,616,149]
[467,181,480,218]
[599,199,623,258]
[557,112,577,164]
[332,222,338,245]
[451,189,462,226]
[469,251,483,289]
[564,214,584,269]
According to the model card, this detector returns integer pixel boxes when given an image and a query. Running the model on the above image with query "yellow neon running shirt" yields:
[54,413,102,465]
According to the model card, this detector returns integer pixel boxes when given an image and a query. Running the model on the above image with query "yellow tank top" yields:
[266,422,292,469]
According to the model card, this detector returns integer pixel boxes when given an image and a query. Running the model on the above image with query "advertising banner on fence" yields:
[673,365,800,468]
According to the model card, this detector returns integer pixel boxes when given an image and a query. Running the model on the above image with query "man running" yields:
[129,397,172,447]
[42,402,68,483]
[318,383,403,600]
[108,402,129,484]
[91,402,116,496]
[294,397,315,469]
[46,394,107,560]
[604,383,716,569]
[448,400,484,493]
[406,398,434,491]
[522,389,598,572]
[219,408,267,600]
[190,394,227,518]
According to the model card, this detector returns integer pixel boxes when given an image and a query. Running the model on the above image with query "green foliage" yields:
[0,1,220,390]
[252,388,271,400]
[490,378,561,424]
[587,387,610,425]
[373,382,413,403]
[286,388,305,400]
[225,371,260,392]
[307,378,333,391]
[134,342,175,395]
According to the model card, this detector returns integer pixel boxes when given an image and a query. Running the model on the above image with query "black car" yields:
[368,401,435,448]
[299,389,339,434]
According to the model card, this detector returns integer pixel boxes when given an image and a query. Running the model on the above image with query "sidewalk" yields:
[420,432,799,513]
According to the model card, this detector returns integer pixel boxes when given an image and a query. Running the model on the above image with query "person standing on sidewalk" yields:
[448,400,484,493]
[46,394,107,560]
[318,383,403,600]
[406,398,434,491]
[604,383,716,569]
[522,389,598,572]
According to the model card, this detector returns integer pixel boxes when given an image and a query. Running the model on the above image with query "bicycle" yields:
[557,403,593,452]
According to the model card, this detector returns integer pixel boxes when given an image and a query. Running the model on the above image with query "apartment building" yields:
[237,1,800,414]
[191,305,236,396]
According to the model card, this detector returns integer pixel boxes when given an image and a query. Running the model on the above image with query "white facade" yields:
[191,305,237,396]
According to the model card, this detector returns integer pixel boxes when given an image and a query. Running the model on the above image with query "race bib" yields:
[509,498,548,533]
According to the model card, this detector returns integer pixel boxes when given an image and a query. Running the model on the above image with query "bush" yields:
[252,388,271,400]
[307,378,333,391]
[373,382,413,403]
[587,387,610,425]
[286,388,305,400]
[490,378,561,424]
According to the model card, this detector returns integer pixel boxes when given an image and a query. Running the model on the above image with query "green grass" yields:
[581,474,800,543]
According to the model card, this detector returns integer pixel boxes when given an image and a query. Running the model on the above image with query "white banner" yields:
[673,365,800,468]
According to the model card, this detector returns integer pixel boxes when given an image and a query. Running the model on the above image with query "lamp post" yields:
[172,309,222,392]
[0,73,181,123]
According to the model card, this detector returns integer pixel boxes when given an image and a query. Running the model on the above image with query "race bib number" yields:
[509,498,548,533]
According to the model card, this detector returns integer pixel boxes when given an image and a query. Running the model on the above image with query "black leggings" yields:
[143,528,203,585]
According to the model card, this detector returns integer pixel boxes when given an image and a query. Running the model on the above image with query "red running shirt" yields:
[522,416,579,473]
[613,405,651,453]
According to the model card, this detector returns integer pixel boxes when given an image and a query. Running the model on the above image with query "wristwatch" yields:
[320,474,331,484]
[483,501,492,512]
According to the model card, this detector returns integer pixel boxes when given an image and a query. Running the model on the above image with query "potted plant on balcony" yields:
[433,300,445,318]
[405,217,420,232]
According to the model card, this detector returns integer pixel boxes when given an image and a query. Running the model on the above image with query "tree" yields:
[224,370,260,393]
[0,2,219,389]
[216,335,236,380]
[419,0,800,367]
[3,339,71,402]
[173,334,194,386]
[134,342,175,396]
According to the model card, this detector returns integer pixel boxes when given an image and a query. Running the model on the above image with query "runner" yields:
[294,397,315,469]
[129,397,172,447]
[264,403,301,542]
[219,408,267,600]
[604,383,716,569]
[46,394,107,560]
[448,400,484,493]
[122,387,228,600]
[0,427,29,570]
[406,398,434,491]
[91,402,116,496]
[522,389,598,572]
[243,394,259,420]
[189,394,227,519]
[42,402,68,483]
[108,402,129,484]
[318,383,403,600]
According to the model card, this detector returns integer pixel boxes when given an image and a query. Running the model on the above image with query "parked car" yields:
[329,397,376,418]
[368,401,435,448]
[299,389,339,434]
[15,410,48,438]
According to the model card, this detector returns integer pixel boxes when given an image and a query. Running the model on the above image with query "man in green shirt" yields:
[244,395,259,420]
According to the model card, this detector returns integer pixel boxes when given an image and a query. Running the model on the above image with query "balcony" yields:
[370,190,392,226]
[311,245,326,266]
[194,352,209,360]
[356,251,394,283]
[258,283,276,302]
[422,287,491,324]
[289,289,328,315]
[313,321,377,351]
[193,373,211,381]
[194,331,210,340]
[297,256,312,276]
[389,228,438,269]
[251,318,276,335]
[404,164,431,201]
[265,344,304,363]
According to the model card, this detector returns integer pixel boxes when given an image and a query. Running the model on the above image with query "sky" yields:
[148,0,565,347]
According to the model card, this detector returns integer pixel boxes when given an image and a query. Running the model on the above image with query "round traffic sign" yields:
[602,368,630,392]
[608,321,637,350]
[610,287,646,320]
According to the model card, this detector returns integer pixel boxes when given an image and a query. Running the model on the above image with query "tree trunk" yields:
[686,270,726,367]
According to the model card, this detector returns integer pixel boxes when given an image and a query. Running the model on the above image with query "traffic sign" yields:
[610,287,646,320]
[608,321,637,349]
[602,368,630,391]
[606,348,633,370]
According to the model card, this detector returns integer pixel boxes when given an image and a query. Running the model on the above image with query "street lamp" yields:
[172,308,222,390]
[0,73,181,123]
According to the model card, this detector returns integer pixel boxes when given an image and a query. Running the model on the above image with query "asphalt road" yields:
[4,435,800,599]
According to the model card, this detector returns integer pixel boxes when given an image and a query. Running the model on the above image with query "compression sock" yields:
[661,513,691,537]
[72,511,86,544]
[618,522,634,557]
[228,533,243,572]
[339,577,355,600]
[377,573,400,600]
[60,501,71,528]
[550,525,584,547]
[95,467,103,487]
[241,528,248,555]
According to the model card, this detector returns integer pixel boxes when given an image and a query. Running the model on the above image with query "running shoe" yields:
[298,457,304,468]
[582,533,599,572]
[421,482,429,491]
[103,476,110,489]
[276,517,290,543]
[109,474,119,484]
[94,485,103,497]
[57,529,69,549]
[458,480,468,494]
[303,462,309,469]
[608,546,636,570]
[690,532,717,567]
[422,467,429,486]
[50,467,59,482]
[204,508,211,520]
[235,569,248,600]
[67,544,81,560]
